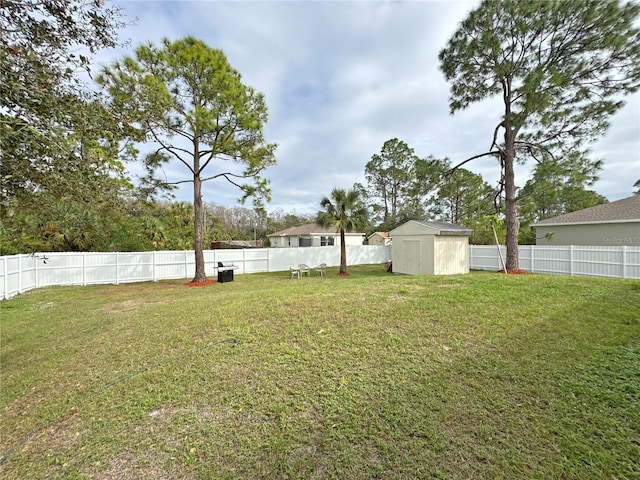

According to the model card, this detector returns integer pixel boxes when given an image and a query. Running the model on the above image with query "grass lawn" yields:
[1,265,639,479]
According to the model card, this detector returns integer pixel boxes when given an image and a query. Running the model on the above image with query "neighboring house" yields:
[267,223,366,248]
[389,220,473,275]
[532,196,640,246]
[367,232,391,246]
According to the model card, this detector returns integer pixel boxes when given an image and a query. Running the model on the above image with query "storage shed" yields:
[389,220,473,275]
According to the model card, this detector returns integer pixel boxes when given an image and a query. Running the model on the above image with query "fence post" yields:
[184,250,189,278]
[18,255,23,294]
[153,251,157,282]
[2,256,7,300]
[570,245,574,276]
[622,246,627,279]
[82,252,86,286]
[116,252,120,285]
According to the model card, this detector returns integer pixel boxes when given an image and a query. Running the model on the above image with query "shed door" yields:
[403,240,421,275]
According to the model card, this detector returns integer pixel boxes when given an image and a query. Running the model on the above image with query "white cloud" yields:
[102,0,640,214]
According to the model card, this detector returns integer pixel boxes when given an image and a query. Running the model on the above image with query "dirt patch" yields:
[185,279,215,287]
[497,269,530,274]
[99,299,143,314]
[90,282,185,297]
[145,404,267,426]
[93,450,180,480]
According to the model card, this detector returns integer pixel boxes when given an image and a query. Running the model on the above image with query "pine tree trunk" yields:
[192,151,207,283]
[504,132,520,271]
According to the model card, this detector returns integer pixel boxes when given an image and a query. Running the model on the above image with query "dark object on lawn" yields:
[217,261,236,282]
[386,261,393,273]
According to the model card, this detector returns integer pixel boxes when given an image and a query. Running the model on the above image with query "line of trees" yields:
[2,0,639,279]
[0,196,316,255]
[355,136,609,246]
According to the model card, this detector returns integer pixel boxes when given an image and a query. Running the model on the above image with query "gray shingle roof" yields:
[416,220,473,235]
[411,220,473,235]
[532,196,640,226]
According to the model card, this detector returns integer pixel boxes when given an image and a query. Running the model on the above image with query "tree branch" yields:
[201,172,247,189]
[448,151,502,175]
[514,140,556,162]
[490,121,506,152]
[148,130,194,174]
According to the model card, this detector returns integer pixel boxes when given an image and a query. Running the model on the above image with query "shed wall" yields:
[434,236,469,274]
[392,235,435,275]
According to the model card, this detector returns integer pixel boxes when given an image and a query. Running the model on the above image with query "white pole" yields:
[492,224,507,274]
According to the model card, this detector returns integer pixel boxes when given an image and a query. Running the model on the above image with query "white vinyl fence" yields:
[3,244,638,300]
[470,245,640,279]
[1,245,391,300]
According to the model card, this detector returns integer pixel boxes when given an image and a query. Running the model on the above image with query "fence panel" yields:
[242,249,270,274]
[529,246,573,275]
[37,253,85,287]
[624,247,640,279]
[85,252,119,284]
[572,246,622,278]
[115,252,156,283]
[468,246,505,271]
[155,251,189,280]
[267,246,334,272]
[2,255,37,298]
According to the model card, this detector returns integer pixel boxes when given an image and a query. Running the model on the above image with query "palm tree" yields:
[317,187,369,275]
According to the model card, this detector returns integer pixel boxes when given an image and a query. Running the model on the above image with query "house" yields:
[367,232,391,246]
[532,196,640,246]
[389,220,473,275]
[267,223,366,248]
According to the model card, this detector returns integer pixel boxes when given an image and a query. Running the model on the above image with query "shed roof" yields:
[367,231,389,239]
[389,220,473,236]
[532,196,640,226]
[267,223,363,237]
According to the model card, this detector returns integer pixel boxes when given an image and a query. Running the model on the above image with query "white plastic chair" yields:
[315,263,326,276]
[298,264,310,276]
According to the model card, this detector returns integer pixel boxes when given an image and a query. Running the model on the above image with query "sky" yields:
[99,0,640,215]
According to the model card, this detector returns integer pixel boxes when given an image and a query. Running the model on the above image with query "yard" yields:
[1,265,638,479]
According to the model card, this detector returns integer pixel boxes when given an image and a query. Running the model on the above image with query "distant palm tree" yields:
[317,187,369,275]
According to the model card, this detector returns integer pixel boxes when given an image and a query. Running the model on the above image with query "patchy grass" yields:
[1,265,639,479]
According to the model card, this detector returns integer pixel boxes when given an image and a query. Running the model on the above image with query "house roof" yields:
[389,220,473,236]
[367,231,389,239]
[532,196,640,226]
[267,223,364,237]
[211,240,261,249]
